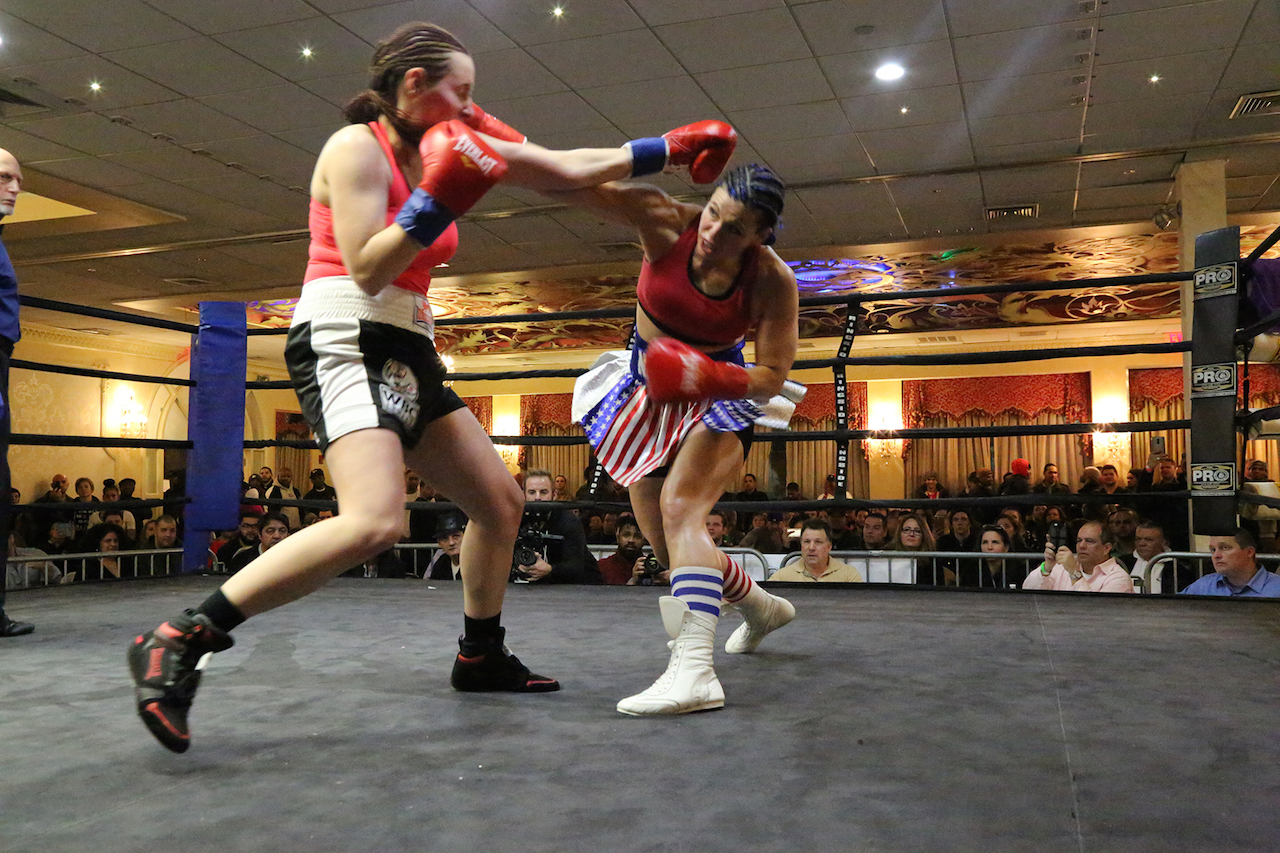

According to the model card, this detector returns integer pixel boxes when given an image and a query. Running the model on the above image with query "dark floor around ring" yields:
[1,576,1277,853]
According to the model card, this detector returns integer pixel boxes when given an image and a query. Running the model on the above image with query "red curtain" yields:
[1129,364,1280,408]
[461,396,492,434]
[902,373,1092,423]
[520,393,575,431]
[792,382,867,428]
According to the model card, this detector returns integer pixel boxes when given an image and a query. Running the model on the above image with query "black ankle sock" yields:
[462,614,502,646]
[197,589,247,633]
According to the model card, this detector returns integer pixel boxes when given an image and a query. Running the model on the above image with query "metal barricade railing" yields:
[773,549,1047,585]
[5,548,187,587]
[1140,551,1280,594]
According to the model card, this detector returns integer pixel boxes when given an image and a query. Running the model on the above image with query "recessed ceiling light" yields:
[1149,74,1160,83]
[900,106,909,114]
[552,6,564,17]
[301,46,313,59]
[875,63,905,81]
[89,80,101,92]
[1123,169,1136,175]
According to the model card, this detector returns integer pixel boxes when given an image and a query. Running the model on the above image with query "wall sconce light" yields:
[119,393,148,439]
[866,430,903,459]
[1091,428,1127,462]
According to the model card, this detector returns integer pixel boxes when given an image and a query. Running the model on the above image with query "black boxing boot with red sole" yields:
[127,610,234,753]
[450,628,559,693]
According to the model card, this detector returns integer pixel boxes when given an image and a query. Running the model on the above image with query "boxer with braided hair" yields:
[126,20,738,753]
[563,163,804,715]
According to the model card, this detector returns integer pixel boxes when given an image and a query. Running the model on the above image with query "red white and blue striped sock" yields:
[721,555,756,605]
[670,566,723,619]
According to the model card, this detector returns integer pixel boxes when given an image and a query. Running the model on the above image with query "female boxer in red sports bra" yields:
[567,163,804,715]
[127,21,738,753]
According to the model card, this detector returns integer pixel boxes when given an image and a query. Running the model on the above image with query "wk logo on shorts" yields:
[379,359,420,427]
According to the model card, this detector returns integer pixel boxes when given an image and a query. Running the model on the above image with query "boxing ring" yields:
[4,225,1280,852]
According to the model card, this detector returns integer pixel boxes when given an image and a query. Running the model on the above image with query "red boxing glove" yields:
[644,337,750,404]
[418,120,508,215]
[463,103,527,144]
[662,120,737,184]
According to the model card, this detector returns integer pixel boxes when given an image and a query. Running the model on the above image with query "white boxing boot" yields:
[617,596,724,716]
[725,584,795,654]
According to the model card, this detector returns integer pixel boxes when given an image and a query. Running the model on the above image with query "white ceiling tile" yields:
[477,91,612,137]
[471,49,567,102]
[13,112,169,156]
[509,240,611,266]
[1257,183,1280,209]
[953,23,1096,83]
[751,134,875,183]
[102,147,234,182]
[1221,143,1280,178]
[1227,175,1276,198]
[297,72,369,108]
[198,83,345,134]
[1078,155,1182,189]
[1227,196,1260,213]
[897,199,988,235]
[629,0,781,27]
[973,139,1083,164]
[0,0,197,52]
[529,127,631,150]
[945,0,1093,37]
[889,173,984,207]
[528,30,684,89]
[548,209,635,244]
[464,0,646,47]
[30,156,154,189]
[857,121,974,172]
[1090,49,1230,103]
[1081,127,1193,152]
[144,0,319,35]
[696,59,833,112]
[793,181,897,220]
[962,70,1091,119]
[106,37,285,98]
[214,18,372,82]
[728,101,852,144]
[1076,182,1173,210]
[175,171,309,219]
[1085,92,1211,134]
[1238,0,1280,45]
[794,0,948,56]
[2,55,182,111]
[970,107,1084,148]
[0,127,83,163]
[110,179,223,216]
[195,135,318,186]
[0,11,87,68]
[655,9,811,73]
[331,2,513,54]
[1094,0,1254,62]
[113,99,263,144]
[1215,39,1280,94]
[580,76,718,126]
[819,39,958,99]
[274,124,343,156]
[980,164,1079,200]
[839,84,965,132]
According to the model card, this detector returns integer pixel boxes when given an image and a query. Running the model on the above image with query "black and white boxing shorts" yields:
[285,276,465,452]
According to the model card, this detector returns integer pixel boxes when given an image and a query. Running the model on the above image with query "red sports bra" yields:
[637,221,757,347]
[304,121,457,295]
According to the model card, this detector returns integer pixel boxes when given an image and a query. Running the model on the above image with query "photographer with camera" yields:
[597,514,666,586]
[513,470,600,584]
[1023,519,1134,593]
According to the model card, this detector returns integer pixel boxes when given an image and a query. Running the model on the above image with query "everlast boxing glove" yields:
[395,121,507,247]
[463,103,526,144]
[625,120,737,184]
[644,337,750,404]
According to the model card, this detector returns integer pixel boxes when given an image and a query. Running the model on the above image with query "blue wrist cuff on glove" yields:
[395,187,456,247]
[626,137,667,177]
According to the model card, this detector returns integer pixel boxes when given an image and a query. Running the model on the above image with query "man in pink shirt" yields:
[1023,520,1135,593]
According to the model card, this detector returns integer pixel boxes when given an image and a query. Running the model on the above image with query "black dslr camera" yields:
[510,520,563,581]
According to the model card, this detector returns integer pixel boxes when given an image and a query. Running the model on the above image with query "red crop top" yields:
[304,121,458,295]
[637,221,757,348]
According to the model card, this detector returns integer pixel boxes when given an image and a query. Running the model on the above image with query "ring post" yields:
[183,302,248,571]
[1189,227,1241,534]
